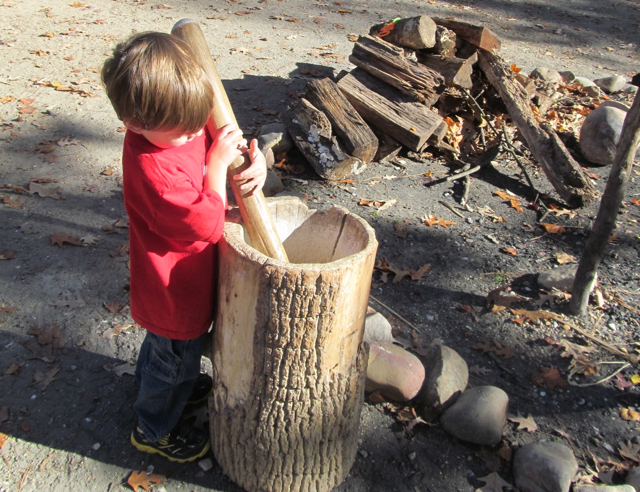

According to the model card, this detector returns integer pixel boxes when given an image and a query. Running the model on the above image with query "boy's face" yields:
[124,122,203,149]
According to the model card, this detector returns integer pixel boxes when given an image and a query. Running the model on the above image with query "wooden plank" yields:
[305,78,378,164]
[417,52,477,89]
[432,18,501,51]
[369,16,437,50]
[281,98,364,180]
[478,49,595,207]
[337,68,443,151]
[349,34,444,105]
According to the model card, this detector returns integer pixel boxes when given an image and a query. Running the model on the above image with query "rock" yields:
[262,147,275,169]
[559,71,576,84]
[574,76,596,88]
[600,100,630,112]
[584,85,602,98]
[513,440,578,492]
[262,170,284,197]
[440,386,508,446]
[594,75,627,94]
[529,67,563,85]
[418,345,468,416]
[538,264,587,293]
[575,486,635,492]
[623,84,638,95]
[274,190,308,201]
[366,342,425,401]
[627,467,640,492]
[363,312,395,344]
[257,122,294,155]
[580,105,633,165]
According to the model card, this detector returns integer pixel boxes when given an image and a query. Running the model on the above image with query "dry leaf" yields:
[619,441,640,463]
[510,64,523,73]
[127,470,165,492]
[408,263,431,281]
[619,407,640,421]
[556,252,576,264]
[4,363,20,375]
[486,285,522,308]
[422,214,455,228]
[51,233,83,247]
[114,218,129,228]
[477,472,514,492]
[508,411,538,432]
[104,301,123,313]
[532,367,567,389]
[0,250,16,260]
[510,308,556,324]
[502,247,517,256]
[540,223,566,234]
[29,182,62,199]
[393,223,408,240]
[469,365,492,375]
[79,234,98,245]
[49,297,86,309]
[33,365,60,390]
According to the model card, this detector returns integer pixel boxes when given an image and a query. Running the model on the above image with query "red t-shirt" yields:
[122,130,226,340]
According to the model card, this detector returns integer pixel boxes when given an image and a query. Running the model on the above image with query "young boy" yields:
[101,32,266,462]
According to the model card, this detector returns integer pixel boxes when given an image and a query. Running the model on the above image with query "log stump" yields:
[211,196,378,492]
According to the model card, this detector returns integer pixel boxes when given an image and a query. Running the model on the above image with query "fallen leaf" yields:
[103,324,133,340]
[4,363,20,375]
[620,407,640,421]
[508,411,538,432]
[532,367,567,389]
[113,363,136,377]
[408,263,431,281]
[114,218,129,228]
[477,472,514,492]
[422,214,455,228]
[469,365,492,375]
[0,251,16,260]
[619,441,640,463]
[110,244,129,258]
[393,223,408,240]
[632,374,640,384]
[501,247,517,256]
[556,252,576,264]
[615,373,633,390]
[79,234,98,245]
[494,189,524,212]
[492,340,515,359]
[127,470,165,492]
[104,301,122,313]
[510,308,556,324]
[51,233,83,247]
[486,285,522,308]
[49,297,86,309]
[57,136,79,147]
[0,96,16,104]
[540,223,566,234]
[29,182,62,199]
[510,64,523,73]
[33,365,60,390]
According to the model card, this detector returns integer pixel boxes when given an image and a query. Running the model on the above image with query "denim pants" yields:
[134,330,208,442]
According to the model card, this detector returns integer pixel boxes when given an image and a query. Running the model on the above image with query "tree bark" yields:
[212,197,378,492]
[417,52,477,89]
[478,49,596,207]
[432,18,501,51]
[350,34,444,105]
[337,68,443,151]
[369,15,437,50]
[305,77,379,164]
[570,91,640,315]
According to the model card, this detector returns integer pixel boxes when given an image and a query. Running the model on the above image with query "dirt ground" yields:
[1,0,639,491]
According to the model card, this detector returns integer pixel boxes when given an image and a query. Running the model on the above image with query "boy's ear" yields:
[123,120,143,133]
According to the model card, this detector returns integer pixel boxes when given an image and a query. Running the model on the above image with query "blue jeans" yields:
[134,330,208,442]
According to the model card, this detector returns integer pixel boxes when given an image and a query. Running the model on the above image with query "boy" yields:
[101,32,266,462]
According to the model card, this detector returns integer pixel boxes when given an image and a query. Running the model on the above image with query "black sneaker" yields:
[131,417,210,463]
[187,373,213,406]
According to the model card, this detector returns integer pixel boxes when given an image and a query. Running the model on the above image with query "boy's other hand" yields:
[233,139,267,195]
[208,123,246,168]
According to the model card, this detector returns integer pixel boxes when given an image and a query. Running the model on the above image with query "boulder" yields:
[559,71,576,84]
[513,440,578,492]
[594,75,628,94]
[538,264,587,293]
[366,342,425,401]
[262,170,284,197]
[627,467,640,492]
[418,345,468,416]
[600,101,630,112]
[580,105,630,165]
[623,84,638,95]
[529,67,563,85]
[574,76,596,88]
[257,122,294,155]
[440,385,508,446]
[363,312,395,344]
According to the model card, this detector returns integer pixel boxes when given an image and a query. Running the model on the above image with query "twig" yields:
[613,295,640,315]
[589,312,604,336]
[18,465,32,492]
[502,122,536,190]
[552,412,578,456]
[0,450,13,481]
[445,164,484,181]
[369,295,419,332]
[461,175,470,207]
[463,88,500,137]
[438,199,465,218]
[568,361,630,387]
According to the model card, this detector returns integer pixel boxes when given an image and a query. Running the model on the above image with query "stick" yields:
[438,199,465,218]
[369,294,419,332]
[171,19,288,262]
[558,318,638,364]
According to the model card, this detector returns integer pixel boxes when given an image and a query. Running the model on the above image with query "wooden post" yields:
[432,18,501,51]
[211,197,378,492]
[171,19,289,262]
[571,89,640,315]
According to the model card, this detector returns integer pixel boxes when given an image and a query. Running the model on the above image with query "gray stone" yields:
[618,246,639,262]
[538,264,585,293]
[257,123,294,155]
[600,100,630,112]
[627,466,640,492]
[366,342,425,401]
[514,440,578,492]
[529,67,562,85]
[580,106,632,165]
[418,345,468,415]
[623,84,638,95]
[363,312,395,344]
[575,486,635,492]
[262,147,275,169]
[575,76,596,88]
[559,71,576,84]
[440,386,508,446]
[584,85,602,98]
[594,75,628,94]
[262,170,284,197]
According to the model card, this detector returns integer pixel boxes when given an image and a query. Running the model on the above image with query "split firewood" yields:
[515,73,536,99]
[423,26,456,57]
[349,34,445,105]
[417,52,478,89]
[371,128,403,164]
[337,68,443,151]
[305,78,378,164]
[425,120,455,152]
[432,18,502,52]
[369,15,437,50]
[478,50,595,207]
[280,98,363,180]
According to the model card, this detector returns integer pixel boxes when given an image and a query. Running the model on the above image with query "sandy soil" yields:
[0,0,639,491]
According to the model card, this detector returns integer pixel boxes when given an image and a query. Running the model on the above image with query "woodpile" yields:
[282,15,596,207]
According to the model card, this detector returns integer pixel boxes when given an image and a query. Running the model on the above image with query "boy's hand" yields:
[208,123,246,168]
[233,139,267,195]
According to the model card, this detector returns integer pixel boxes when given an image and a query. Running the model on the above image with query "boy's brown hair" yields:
[102,32,213,134]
